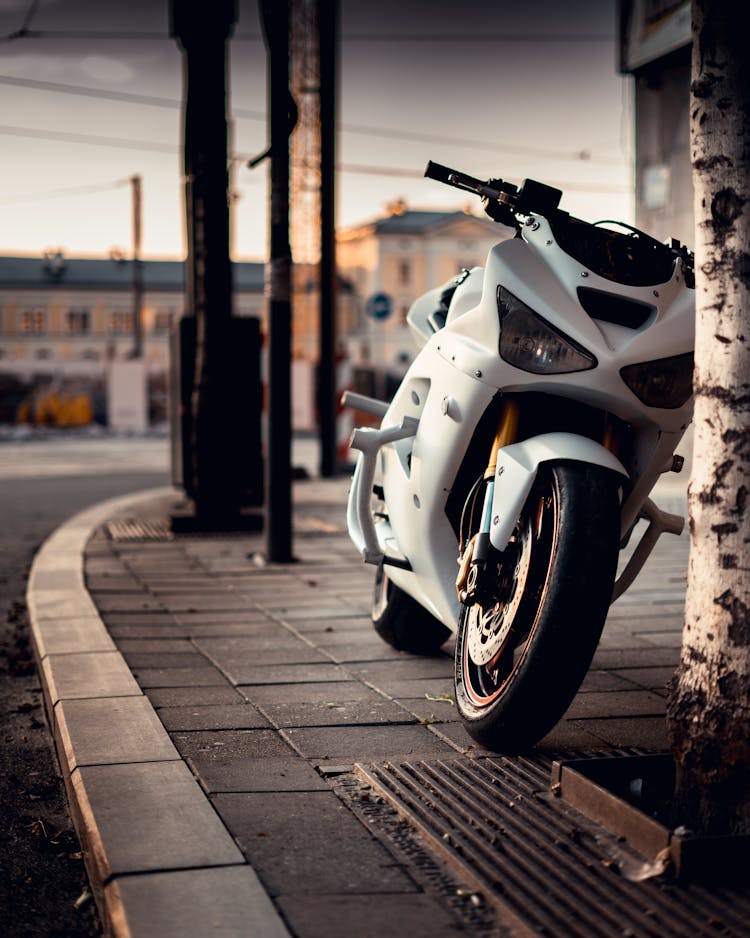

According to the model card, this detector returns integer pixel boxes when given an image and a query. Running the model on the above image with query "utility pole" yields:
[170,0,241,525]
[130,173,143,359]
[318,0,339,477]
[260,0,296,561]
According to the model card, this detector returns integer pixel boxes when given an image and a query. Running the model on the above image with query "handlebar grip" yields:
[424,161,458,184]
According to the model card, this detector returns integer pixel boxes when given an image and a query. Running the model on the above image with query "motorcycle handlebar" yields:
[424,161,512,203]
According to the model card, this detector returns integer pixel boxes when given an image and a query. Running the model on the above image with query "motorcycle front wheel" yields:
[454,462,621,752]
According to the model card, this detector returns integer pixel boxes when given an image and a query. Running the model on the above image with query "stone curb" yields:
[27,487,291,938]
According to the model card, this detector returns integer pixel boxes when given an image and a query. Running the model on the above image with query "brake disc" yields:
[466,521,532,666]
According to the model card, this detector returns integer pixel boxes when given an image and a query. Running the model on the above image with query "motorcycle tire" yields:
[454,462,621,752]
[372,562,451,655]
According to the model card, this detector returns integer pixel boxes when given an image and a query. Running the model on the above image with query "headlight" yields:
[497,287,596,374]
[620,352,694,409]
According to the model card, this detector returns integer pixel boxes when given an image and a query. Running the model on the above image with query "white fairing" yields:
[347,212,694,632]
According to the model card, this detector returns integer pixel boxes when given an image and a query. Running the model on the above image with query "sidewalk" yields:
[27,476,750,937]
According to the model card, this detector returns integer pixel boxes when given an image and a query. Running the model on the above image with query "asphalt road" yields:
[0,437,169,938]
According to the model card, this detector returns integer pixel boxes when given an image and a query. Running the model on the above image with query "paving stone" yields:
[371,676,455,699]
[609,666,676,695]
[42,651,141,705]
[213,791,418,896]
[117,639,200,654]
[32,615,116,657]
[193,753,329,793]
[172,728,294,762]
[269,603,363,621]
[146,685,246,708]
[158,595,255,612]
[72,761,243,878]
[103,612,179,627]
[276,893,465,938]
[241,681,384,706]
[194,635,331,669]
[130,666,229,688]
[311,639,414,664]
[580,715,669,749]
[285,616,371,634]
[565,689,666,720]
[173,610,272,626]
[122,651,206,669]
[260,697,416,728]
[107,866,291,938]
[347,658,453,684]
[395,697,459,725]
[281,724,457,763]
[590,646,680,669]
[157,703,270,732]
[536,718,618,750]
[28,587,98,621]
[578,669,642,693]
[55,696,178,768]
[225,662,352,685]
[91,594,167,613]
[86,575,144,592]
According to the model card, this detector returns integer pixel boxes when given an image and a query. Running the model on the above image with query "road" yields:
[0,436,169,938]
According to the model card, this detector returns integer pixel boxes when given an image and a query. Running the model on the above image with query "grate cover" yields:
[356,754,750,938]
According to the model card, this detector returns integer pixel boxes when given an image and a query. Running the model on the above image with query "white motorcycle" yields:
[344,161,694,752]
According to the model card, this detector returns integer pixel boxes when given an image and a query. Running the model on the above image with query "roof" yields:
[0,255,265,292]
[372,209,500,236]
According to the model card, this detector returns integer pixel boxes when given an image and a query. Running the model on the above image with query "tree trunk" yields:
[666,0,750,835]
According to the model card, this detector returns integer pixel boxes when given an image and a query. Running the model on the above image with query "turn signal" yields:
[620,352,694,409]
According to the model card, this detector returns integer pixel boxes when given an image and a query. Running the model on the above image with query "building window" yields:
[110,310,133,335]
[153,309,175,333]
[81,349,100,361]
[35,348,52,360]
[66,308,90,335]
[398,260,411,286]
[20,308,46,334]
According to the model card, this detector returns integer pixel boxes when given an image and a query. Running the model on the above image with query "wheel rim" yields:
[461,478,558,708]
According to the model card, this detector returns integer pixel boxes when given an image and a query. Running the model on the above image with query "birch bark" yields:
[666,0,750,834]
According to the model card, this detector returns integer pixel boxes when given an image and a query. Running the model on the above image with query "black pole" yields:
[261,0,295,562]
[170,0,239,524]
[130,174,144,359]
[318,0,339,477]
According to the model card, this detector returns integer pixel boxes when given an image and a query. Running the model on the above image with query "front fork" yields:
[455,398,627,604]
[456,398,520,603]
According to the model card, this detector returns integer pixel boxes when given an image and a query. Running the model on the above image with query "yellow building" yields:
[336,200,509,370]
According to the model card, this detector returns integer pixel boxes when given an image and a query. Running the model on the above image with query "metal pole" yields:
[318,0,339,477]
[131,173,143,359]
[261,0,295,561]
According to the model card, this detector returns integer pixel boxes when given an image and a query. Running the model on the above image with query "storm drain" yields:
[356,754,750,938]
[105,518,173,542]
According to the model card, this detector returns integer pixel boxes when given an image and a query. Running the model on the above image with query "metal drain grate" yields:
[356,754,750,938]
[105,518,173,542]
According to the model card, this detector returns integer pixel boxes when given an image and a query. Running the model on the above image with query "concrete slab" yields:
[225,662,352,685]
[42,651,141,707]
[147,686,246,708]
[55,696,179,769]
[213,791,419,896]
[195,635,331,668]
[241,681,385,706]
[276,893,466,938]
[72,760,243,879]
[281,724,457,763]
[259,697,417,728]
[129,667,230,688]
[106,866,291,938]
[157,703,271,732]
[31,615,116,657]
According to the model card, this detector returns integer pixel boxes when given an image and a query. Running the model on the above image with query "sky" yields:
[0,0,634,261]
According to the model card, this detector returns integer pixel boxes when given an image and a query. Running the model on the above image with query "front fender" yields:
[489,432,628,551]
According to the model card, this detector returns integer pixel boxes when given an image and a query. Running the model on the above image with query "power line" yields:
[1,29,611,43]
[0,123,177,153]
[0,177,130,207]
[0,75,624,165]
